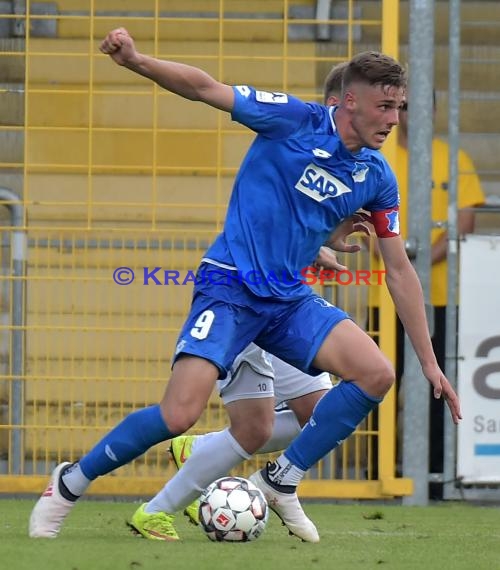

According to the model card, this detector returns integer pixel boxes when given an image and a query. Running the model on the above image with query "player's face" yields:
[345,83,405,150]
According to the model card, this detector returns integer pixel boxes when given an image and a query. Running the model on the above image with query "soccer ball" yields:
[199,476,268,542]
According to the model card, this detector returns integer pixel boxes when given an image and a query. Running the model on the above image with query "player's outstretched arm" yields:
[378,235,462,424]
[99,27,234,112]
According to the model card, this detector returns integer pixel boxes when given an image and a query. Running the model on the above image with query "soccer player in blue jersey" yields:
[29,28,462,541]
[122,62,356,541]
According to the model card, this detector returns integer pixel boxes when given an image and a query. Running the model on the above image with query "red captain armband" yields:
[370,208,400,238]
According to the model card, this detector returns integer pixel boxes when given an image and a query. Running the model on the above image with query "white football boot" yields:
[29,462,77,538]
[249,469,319,543]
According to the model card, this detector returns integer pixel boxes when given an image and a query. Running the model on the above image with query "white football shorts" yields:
[217,343,332,406]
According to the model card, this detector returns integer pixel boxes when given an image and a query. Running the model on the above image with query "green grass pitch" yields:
[0,499,499,570]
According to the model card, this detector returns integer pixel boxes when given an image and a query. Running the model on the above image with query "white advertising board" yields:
[457,235,500,483]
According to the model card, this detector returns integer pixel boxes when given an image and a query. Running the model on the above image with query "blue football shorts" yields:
[173,263,350,377]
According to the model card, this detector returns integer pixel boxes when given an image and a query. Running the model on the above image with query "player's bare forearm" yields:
[385,258,461,423]
[129,56,233,110]
[100,28,234,112]
[385,261,435,367]
[378,236,434,366]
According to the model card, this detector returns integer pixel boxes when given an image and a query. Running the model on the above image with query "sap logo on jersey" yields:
[295,164,352,202]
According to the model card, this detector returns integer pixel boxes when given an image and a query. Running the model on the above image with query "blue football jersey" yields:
[204,86,399,299]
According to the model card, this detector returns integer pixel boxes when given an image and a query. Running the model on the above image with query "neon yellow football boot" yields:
[128,503,179,541]
[169,435,199,525]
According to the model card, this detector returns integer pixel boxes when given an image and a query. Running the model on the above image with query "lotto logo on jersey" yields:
[295,164,352,202]
[255,90,288,104]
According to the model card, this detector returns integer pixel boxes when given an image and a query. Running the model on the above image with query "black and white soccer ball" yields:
[199,476,269,542]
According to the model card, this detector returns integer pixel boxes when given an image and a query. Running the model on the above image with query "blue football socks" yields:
[285,381,382,470]
[79,405,176,480]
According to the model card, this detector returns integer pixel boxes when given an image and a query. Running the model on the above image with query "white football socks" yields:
[146,428,250,514]
[145,409,302,514]
[186,409,301,456]
[256,409,301,453]
[267,454,305,487]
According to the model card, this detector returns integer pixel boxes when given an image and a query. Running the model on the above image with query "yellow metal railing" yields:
[0,0,411,498]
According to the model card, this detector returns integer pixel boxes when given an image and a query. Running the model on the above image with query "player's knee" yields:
[251,422,274,448]
[231,419,273,454]
[160,404,199,434]
[366,359,395,397]
[164,414,196,435]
